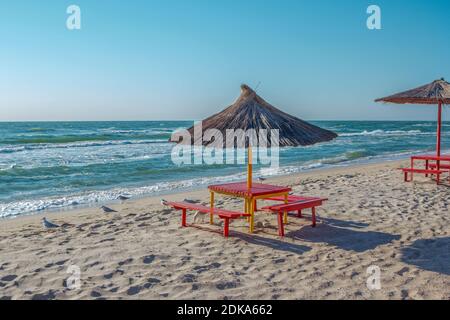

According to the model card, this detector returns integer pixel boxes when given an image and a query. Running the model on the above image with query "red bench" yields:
[164,201,250,237]
[264,195,327,217]
[400,168,445,185]
[428,163,450,170]
[261,196,327,237]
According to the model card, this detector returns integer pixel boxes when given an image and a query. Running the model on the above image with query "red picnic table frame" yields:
[405,154,450,184]
[208,182,292,233]
[412,155,450,169]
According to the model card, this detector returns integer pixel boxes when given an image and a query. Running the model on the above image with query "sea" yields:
[1,121,449,218]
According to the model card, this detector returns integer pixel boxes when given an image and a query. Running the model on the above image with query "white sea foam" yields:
[339,129,430,137]
[2,148,450,218]
[0,173,243,218]
[0,139,168,154]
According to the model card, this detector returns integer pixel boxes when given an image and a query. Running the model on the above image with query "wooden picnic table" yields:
[411,154,450,170]
[411,154,450,163]
[208,182,292,233]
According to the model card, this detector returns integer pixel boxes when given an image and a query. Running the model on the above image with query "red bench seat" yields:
[399,168,445,184]
[428,164,450,170]
[261,196,327,237]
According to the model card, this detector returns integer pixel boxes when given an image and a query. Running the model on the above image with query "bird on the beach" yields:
[42,217,60,229]
[160,199,168,206]
[117,195,130,201]
[193,211,204,224]
[101,206,117,213]
[258,177,267,182]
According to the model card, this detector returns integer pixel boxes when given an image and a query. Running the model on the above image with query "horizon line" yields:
[0,119,448,123]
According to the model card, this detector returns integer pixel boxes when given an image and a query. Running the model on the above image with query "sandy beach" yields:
[0,159,449,300]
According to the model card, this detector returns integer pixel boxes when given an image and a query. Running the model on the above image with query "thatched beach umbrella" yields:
[171,84,337,188]
[175,84,337,148]
[375,78,450,157]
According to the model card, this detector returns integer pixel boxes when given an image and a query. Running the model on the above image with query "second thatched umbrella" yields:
[375,78,450,157]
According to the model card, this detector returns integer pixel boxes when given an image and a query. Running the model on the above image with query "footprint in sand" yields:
[126,278,162,295]
[396,267,410,276]
[31,290,56,300]
[127,285,142,296]
[193,262,221,274]
[1,275,17,282]
[137,223,149,228]
[273,258,285,264]
[144,278,161,289]
[0,263,9,271]
[143,255,156,264]
[55,260,68,266]
[103,269,125,279]
[181,274,197,283]
[118,258,133,266]
[88,261,100,268]
[33,267,44,273]
[135,215,152,222]
[216,281,238,290]
[401,289,409,300]
[90,290,102,298]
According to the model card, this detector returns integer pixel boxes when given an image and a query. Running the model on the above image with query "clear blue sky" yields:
[1,0,449,121]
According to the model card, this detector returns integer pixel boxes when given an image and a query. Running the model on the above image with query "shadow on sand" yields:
[189,217,398,254]
[235,233,312,255]
[317,217,369,229]
[401,237,450,275]
[287,218,401,253]
[187,224,311,255]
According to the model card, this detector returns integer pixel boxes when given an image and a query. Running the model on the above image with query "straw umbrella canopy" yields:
[375,78,450,157]
[175,84,338,148]
[171,84,338,187]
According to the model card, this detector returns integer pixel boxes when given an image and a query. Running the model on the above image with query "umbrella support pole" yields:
[437,102,442,169]
[247,146,253,189]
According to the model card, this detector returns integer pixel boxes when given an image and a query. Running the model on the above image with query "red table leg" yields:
[223,218,230,237]
[311,207,316,228]
[297,210,302,218]
[277,211,285,237]
[181,209,187,227]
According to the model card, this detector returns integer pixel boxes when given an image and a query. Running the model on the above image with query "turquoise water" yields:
[1,121,449,218]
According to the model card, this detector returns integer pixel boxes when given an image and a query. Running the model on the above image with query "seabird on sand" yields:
[42,217,60,229]
[101,206,117,213]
